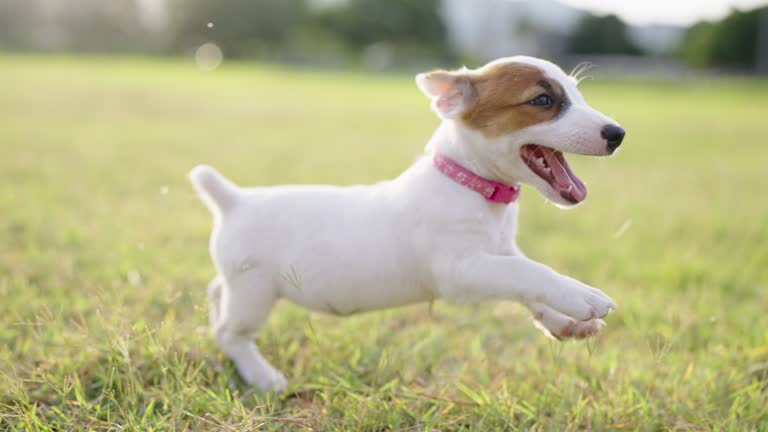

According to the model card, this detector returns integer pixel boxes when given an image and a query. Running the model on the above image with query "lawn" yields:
[1,54,767,431]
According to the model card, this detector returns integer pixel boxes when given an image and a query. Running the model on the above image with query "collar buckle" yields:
[487,181,520,204]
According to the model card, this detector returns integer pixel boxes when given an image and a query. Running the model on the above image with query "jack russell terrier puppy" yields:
[190,56,625,392]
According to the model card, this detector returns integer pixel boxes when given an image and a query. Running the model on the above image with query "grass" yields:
[1,54,767,431]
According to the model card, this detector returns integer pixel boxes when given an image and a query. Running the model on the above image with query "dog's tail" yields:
[189,165,240,215]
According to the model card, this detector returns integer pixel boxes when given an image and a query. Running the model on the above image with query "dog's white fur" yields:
[191,56,620,392]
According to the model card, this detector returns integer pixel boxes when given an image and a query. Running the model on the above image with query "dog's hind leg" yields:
[207,276,223,328]
[213,272,286,392]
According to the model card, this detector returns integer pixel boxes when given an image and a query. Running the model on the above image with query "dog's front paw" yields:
[538,317,606,340]
[529,302,606,340]
[546,281,616,321]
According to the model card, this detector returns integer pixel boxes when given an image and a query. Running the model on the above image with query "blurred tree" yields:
[0,0,157,53]
[312,0,451,57]
[568,14,642,56]
[681,6,768,70]
[55,0,148,53]
[679,22,718,67]
[172,0,307,58]
[0,0,44,50]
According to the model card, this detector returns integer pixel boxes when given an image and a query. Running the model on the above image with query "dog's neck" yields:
[425,121,511,185]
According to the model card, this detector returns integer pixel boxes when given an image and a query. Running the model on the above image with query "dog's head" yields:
[416,56,625,207]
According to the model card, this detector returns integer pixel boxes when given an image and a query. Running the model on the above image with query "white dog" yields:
[190,56,625,392]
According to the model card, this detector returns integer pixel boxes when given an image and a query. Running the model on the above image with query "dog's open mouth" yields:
[520,144,587,204]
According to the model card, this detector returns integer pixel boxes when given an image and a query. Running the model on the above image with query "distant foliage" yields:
[681,6,768,70]
[312,0,452,58]
[0,0,42,50]
[172,0,307,58]
[56,0,148,53]
[0,0,765,73]
[680,22,718,68]
[567,14,642,56]
[0,0,151,53]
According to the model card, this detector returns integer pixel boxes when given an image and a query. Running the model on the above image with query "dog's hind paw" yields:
[238,364,287,393]
[247,369,287,394]
[260,371,287,393]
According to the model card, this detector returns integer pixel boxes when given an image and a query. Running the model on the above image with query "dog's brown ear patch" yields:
[461,63,566,138]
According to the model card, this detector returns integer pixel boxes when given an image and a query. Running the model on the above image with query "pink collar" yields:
[433,154,520,204]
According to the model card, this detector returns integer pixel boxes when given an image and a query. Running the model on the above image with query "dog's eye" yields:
[529,94,553,107]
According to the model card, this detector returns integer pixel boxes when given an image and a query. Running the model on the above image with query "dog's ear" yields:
[416,69,476,119]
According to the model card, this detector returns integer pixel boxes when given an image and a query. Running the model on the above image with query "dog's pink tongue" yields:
[542,150,587,202]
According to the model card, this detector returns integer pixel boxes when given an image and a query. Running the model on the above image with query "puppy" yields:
[190,56,625,392]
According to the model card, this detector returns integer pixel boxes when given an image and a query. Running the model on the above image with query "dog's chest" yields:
[474,208,519,255]
[426,202,520,257]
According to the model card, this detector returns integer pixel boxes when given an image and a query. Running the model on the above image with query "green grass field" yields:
[1,55,767,431]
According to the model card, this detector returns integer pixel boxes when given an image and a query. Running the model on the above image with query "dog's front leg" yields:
[504,247,607,338]
[437,254,616,321]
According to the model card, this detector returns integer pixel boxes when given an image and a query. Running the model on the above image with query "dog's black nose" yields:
[602,124,625,152]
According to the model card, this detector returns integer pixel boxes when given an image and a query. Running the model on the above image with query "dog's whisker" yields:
[570,61,589,80]
[571,62,596,85]
[576,74,594,85]
[570,63,583,80]
[579,62,595,78]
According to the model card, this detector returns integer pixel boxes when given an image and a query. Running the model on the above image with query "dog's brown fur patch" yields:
[461,63,566,138]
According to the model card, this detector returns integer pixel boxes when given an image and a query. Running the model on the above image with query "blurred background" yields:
[3,1,768,429]
[1,0,767,75]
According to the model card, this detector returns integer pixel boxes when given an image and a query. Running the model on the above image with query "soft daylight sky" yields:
[559,0,768,26]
